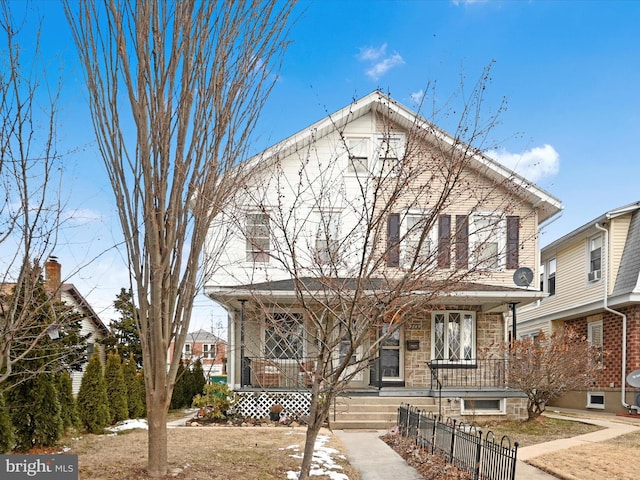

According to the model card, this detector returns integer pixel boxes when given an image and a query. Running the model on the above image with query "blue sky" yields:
[11,0,640,329]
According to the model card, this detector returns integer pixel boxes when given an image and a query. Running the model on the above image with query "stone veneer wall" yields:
[403,310,506,388]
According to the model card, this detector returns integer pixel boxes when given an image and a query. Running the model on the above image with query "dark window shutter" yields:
[387,213,400,267]
[507,216,520,269]
[438,214,451,268]
[455,215,469,269]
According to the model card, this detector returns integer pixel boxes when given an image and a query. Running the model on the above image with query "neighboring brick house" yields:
[517,201,640,414]
[168,329,227,379]
[203,91,562,421]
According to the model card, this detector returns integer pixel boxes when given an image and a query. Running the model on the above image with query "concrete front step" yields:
[331,395,438,430]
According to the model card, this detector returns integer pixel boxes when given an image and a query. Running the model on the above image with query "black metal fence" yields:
[397,403,519,480]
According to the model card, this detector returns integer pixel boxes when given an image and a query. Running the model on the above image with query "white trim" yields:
[587,392,605,409]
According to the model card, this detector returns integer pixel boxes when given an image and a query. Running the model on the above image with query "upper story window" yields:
[470,213,505,270]
[203,344,215,359]
[245,213,270,262]
[588,235,602,282]
[402,211,436,268]
[540,258,556,296]
[347,137,370,175]
[315,211,340,264]
[376,134,404,176]
[432,311,475,362]
[264,312,304,360]
[183,343,191,356]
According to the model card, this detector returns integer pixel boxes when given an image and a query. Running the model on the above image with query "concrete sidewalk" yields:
[334,410,640,480]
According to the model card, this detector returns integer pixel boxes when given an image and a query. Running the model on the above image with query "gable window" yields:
[265,312,304,360]
[347,137,369,175]
[588,235,602,282]
[315,211,340,264]
[402,212,436,268]
[470,213,505,270]
[432,311,475,362]
[540,258,556,296]
[376,134,404,176]
[246,213,270,262]
[588,320,603,368]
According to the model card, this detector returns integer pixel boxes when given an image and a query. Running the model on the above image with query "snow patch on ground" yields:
[105,419,149,432]
[285,435,349,480]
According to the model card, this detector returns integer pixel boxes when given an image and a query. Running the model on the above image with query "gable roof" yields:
[612,206,640,296]
[248,90,562,223]
[185,329,225,344]
[62,283,110,337]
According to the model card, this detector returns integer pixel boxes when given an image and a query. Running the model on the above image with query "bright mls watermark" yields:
[0,455,78,479]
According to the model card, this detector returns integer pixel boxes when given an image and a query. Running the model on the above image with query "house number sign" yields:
[407,323,421,330]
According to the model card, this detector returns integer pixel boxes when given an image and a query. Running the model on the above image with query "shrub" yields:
[77,353,111,433]
[0,391,14,453]
[123,353,145,418]
[105,352,128,423]
[9,374,63,451]
[57,371,79,431]
[192,383,236,420]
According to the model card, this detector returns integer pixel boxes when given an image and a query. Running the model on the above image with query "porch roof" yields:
[207,277,545,313]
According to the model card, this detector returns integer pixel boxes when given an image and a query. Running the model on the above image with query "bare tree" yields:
[223,76,542,479]
[501,329,600,421]
[0,0,74,387]
[64,1,295,476]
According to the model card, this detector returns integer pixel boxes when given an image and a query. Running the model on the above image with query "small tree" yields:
[123,353,145,418]
[9,374,62,451]
[505,329,600,421]
[77,353,111,433]
[191,359,206,397]
[105,352,129,423]
[57,371,79,431]
[0,391,14,453]
[101,289,143,368]
[170,362,189,410]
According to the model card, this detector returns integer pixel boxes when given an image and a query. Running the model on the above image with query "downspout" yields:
[594,222,632,411]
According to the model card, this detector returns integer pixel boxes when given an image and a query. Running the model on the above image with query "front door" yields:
[381,322,404,383]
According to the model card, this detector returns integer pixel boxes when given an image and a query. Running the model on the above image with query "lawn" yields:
[527,429,640,480]
[62,425,358,480]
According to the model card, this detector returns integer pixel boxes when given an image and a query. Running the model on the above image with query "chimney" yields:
[45,256,62,301]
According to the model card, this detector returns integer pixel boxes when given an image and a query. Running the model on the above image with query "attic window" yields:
[347,137,369,174]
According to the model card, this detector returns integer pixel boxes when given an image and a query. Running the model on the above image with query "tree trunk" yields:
[147,392,169,477]
[298,387,332,480]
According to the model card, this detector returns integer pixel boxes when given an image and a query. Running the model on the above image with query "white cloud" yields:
[486,144,559,182]
[357,43,387,61]
[365,53,405,81]
[410,89,425,105]
[356,43,404,80]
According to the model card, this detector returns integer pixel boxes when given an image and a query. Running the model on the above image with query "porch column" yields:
[239,299,247,386]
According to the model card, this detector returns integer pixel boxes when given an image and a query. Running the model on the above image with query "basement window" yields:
[461,398,505,415]
[587,392,605,409]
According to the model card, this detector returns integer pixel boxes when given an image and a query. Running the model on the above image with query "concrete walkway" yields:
[335,409,640,480]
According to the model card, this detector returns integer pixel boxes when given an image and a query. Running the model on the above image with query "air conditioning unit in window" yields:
[588,270,601,282]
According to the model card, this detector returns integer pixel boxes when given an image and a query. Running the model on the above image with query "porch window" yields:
[246,213,270,262]
[432,311,475,362]
[264,312,303,360]
[470,213,505,270]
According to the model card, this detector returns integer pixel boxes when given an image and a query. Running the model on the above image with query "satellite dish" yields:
[627,369,640,388]
[513,267,534,287]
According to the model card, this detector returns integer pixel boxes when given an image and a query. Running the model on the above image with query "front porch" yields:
[231,356,527,425]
